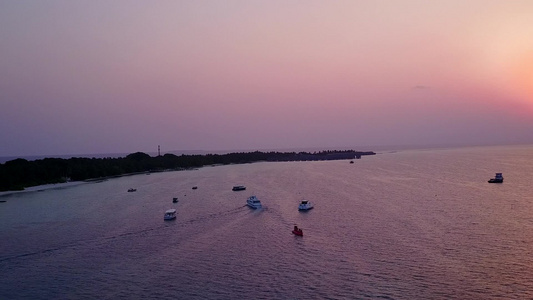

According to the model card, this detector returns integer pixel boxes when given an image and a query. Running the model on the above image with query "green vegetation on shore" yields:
[0,150,374,192]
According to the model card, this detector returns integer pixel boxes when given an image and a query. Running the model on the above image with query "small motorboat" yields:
[192,186,198,190]
[292,225,303,236]
[232,185,246,191]
[164,209,177,220]
[298,200,314,211]
[246,195,262,209]
[173,197,178,203]
[488,173,504,183]
[127,188,137,192]
[350,160,354,164]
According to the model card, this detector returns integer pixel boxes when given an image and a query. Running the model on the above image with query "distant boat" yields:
[232,185,246,191]
[173,197,178,203]
[164,209,177,220]
[192,186,198,190]
[349,161,354,164]
[127,188,137,192]
[488,173,504,183]
[246,195,262,209]
[292,225,303,236]
[298,200,314,211]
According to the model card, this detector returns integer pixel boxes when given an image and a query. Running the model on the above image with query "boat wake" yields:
[180,205,250,227]
[1,205,265,263]
[0,225,168,263]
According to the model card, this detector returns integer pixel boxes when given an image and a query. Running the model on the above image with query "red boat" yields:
[292,225,303,236]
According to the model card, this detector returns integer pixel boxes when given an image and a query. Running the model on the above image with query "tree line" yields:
[0,150,374,192]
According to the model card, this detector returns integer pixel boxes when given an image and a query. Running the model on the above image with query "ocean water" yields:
[1,145,533,299]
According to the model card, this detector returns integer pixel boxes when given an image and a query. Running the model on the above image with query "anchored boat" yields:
[488,173,503,183]
[292,225,303,236]
[298,200,314,211]
[164,209,177,220]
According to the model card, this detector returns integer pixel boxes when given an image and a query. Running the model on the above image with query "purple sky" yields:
[1,1,533,157]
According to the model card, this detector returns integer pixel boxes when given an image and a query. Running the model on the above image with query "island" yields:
[0,150,375,192]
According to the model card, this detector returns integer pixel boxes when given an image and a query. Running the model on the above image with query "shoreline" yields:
[0,150,375,193]
[0,181,88,197]
[0,168,199,197]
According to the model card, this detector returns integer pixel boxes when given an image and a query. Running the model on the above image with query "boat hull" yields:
[488,179,503,183]
[292,230,303,236]
[298,206,314,211]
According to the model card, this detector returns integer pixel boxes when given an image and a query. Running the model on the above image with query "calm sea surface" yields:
[2,145,533,299]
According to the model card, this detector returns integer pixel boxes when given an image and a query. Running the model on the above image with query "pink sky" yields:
[1,1,533,156]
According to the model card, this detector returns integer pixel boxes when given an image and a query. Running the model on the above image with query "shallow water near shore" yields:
[1,145,533,299]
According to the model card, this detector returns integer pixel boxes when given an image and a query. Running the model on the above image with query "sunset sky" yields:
[1,1,533,157]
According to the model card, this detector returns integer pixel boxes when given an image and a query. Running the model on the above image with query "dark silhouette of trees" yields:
[0,150,375,191]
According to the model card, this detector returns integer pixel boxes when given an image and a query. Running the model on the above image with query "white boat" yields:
[298,200,314,211]
[246,195,262,209]
[164,209,177,220]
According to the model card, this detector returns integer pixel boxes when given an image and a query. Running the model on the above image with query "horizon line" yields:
[2,142,532,163]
